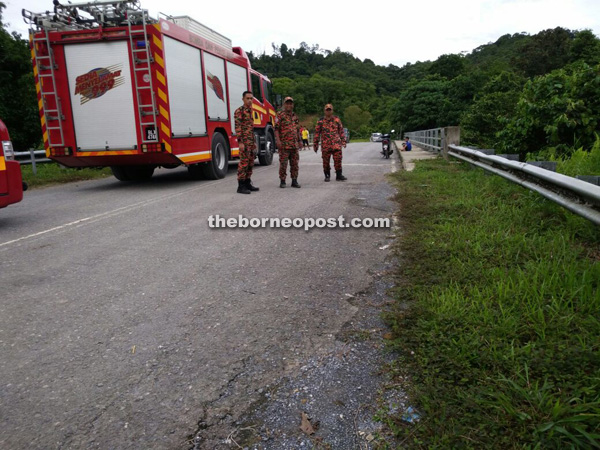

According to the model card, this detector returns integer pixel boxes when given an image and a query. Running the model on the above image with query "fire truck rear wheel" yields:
[188,164,204,180]
[110,165,154,182]
[202,133,228,180]
[258,132,275,166]
[128,165,155,181]
[110,166,131,181]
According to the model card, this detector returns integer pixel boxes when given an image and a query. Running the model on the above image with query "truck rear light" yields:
[2,141,14,160]
[141,143,165,153]
[49,147,72,157]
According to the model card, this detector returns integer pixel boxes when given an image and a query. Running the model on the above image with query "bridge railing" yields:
[403,127,600,225]
[404,126,461,156]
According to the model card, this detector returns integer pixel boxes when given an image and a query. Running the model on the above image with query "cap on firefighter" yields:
[324,103,333,110]
[284,96,294,103]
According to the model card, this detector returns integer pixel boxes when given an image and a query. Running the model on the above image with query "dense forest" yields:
[249,28,600,160]
[0,3,40,151]
[2,0,600,160]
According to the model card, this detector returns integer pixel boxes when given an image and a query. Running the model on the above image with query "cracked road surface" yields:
[0,142,398,449]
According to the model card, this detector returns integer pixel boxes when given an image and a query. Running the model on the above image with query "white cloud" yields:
[5,0,600,67]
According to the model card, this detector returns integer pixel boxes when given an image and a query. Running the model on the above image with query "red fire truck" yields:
[0,119,25,208]
[23,0,278,181]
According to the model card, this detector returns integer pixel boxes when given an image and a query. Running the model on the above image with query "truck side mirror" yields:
[274,94,282,109]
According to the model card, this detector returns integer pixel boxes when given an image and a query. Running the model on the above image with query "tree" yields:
[0,2,42,150]
[497,62,600,158]
[343,105,371,133]
[461,71,525,148]
[428,54,465,79]
[390,76,452,132]
[513,27,574,77]
[570,29,600,65]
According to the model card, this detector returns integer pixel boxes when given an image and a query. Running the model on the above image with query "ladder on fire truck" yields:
[31,29,65,147]
[127,11,159,144]
[23,0,160,145]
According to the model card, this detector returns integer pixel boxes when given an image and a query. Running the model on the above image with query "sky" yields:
[5,0,600,67]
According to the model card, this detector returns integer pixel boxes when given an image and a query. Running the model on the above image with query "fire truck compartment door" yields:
[65,41,137,150]
[227,62,248,133]
[204,53,228,121]
[163,36,206,136]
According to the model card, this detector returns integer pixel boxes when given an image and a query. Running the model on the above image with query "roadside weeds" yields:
[20,163,112,189]
[379,159,600,449]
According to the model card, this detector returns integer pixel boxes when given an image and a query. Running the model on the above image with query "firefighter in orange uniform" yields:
[234,91,259,194]
[313,103,347,181]
[274,96,303,188]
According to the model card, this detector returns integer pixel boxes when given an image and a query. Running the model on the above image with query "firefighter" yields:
[274,96,302,188]
[313,103,347,182]
[234,91,259,194]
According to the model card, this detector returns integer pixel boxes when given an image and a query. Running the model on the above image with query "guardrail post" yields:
[30,149,37,175]
[442,126,460,160]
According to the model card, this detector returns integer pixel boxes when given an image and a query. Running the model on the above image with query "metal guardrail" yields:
[403,126,600,225]
[15,150,51,174]
[404,128,445,152]
[404,126,461,155]
[448,145,600,225]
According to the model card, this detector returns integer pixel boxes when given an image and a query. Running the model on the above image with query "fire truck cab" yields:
[24,0,278,182]
[0,119,25,209]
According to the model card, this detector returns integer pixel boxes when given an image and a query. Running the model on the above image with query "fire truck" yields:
[0,119,25,208]
[23,0,278,181]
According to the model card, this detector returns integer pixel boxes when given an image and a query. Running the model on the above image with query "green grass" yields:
[350,138,371,143]
[381,159,600,449]
[21,163,112,189]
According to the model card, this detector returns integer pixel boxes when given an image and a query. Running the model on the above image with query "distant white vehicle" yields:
[371,133,383,142]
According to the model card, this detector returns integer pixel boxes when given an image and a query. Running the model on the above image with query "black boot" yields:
[291,179,301,188]
[237,179,251,194]
[246,179,259,191]
[280,179,286,188]
[336,170,347,181]
[324,170,331,182]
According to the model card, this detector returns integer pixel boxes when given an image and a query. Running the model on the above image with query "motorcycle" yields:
[381,130,395,159]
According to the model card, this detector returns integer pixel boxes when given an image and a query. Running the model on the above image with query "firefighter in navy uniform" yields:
[313,103,347,181]
[234,91,259,194]
[274,96,303,188]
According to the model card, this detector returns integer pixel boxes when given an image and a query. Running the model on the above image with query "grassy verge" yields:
[21,163,112,189]
[350,138,371,143]
[381,159,600,449]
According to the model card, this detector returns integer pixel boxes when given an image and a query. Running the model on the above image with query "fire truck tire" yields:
[128,165,155,181]
[110,165,154,182]
[202,133,228,180]
[110,166,131,181]
[258,132,275,166]
[188,164,204,180]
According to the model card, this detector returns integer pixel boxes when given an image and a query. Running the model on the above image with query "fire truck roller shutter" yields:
[64,41,137,150]
[204,53,228,121]
[227,62,248,135]
[163,36,207,137]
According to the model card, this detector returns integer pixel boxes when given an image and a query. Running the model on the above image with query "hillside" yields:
[250,28,600,156]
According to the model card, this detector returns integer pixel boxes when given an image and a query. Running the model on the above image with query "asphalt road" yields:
[0,142,398,449]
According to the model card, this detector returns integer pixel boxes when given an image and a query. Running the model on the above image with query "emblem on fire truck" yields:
[206,71,224,101]
[74,64,124,105]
